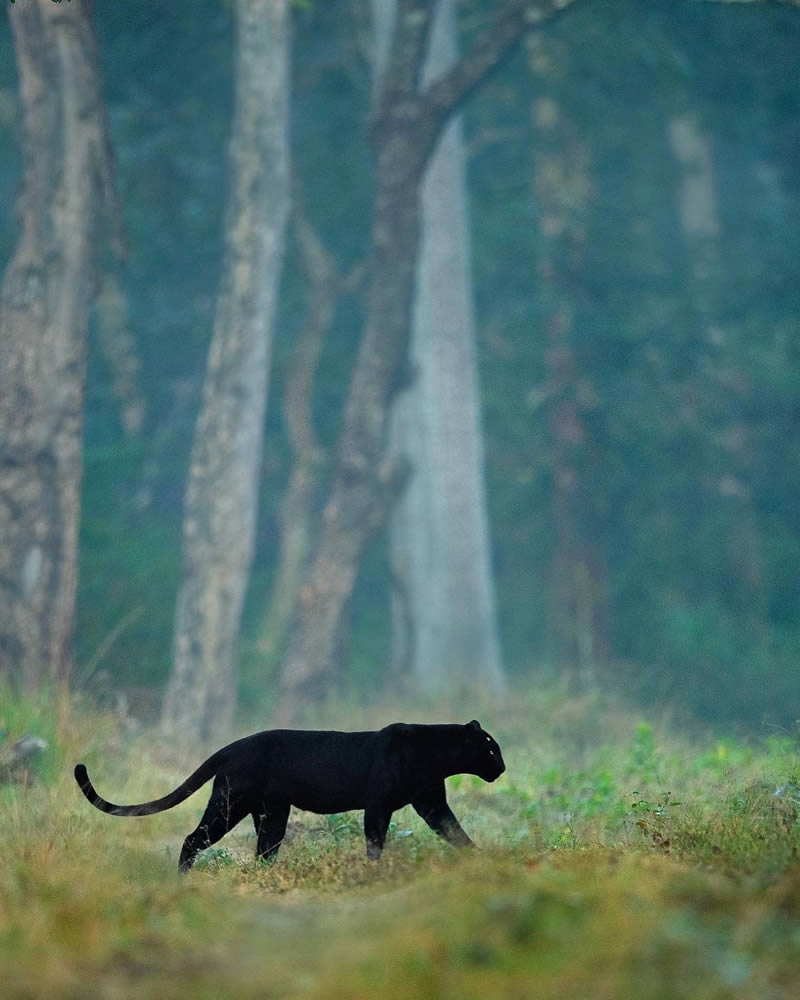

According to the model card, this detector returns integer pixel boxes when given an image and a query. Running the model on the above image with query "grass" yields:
[1,683,799,998]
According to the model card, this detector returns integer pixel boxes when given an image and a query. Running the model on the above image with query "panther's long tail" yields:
[74,750,224,817]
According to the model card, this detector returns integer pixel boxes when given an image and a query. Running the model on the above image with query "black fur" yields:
[74,720,505,872]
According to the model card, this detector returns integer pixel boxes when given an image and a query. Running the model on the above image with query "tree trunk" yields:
[387,0,503,696]
[0,0,122,689]
[161,0,289,748]
[276,121,423,721]
[95,271,146,437]
[257,207,343,670]
[278,0,577,721]
[668,114,764,617]
[528,32,606,680]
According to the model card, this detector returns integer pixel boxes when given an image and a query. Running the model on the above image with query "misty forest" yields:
[1,0,800,996]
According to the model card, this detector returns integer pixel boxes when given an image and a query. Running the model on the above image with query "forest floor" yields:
[1,683,799,998]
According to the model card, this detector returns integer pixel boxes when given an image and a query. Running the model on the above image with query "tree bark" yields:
[0,0,122,689]
[387,0,503,697]
[278,0,578,721]
[161,0,289,748]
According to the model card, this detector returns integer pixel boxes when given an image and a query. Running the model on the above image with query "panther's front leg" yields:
[412,785,474,848]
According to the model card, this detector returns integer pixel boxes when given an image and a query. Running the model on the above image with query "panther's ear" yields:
[467,720,482,731]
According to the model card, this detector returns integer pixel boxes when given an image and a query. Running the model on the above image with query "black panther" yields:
[74,720,505,872]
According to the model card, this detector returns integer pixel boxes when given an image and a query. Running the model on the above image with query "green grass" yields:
[1,684,799,998]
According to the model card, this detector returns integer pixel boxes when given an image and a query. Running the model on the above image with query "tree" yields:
[385,0,504,696]
[667,113,764,621]
[95,271,146,438]
[161,0,289,748]
[527,30,606,679]
[257,202,360,671]
[278,0,580,721]
[0,0,123,689]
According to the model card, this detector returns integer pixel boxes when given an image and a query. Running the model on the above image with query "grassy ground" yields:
[1,684,799,998]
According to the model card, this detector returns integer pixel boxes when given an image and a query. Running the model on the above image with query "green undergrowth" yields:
[1,684,799,998]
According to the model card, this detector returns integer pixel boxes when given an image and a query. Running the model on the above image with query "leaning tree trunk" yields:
[0,0,122,690]
[257,206,341,670]
[278,0,578,722]
[161,0,289,748]
[386,0,503,696]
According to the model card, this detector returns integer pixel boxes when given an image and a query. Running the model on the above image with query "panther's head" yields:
[463,719,505,782]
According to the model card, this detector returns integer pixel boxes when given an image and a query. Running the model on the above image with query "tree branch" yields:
[372,0,434,123]
[424,0,582,124]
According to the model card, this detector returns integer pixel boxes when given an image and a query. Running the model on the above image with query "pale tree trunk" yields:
[385,0,503,696]
[162,0,289,748]
[0,0,123,689]
[528,33,606,681]
[278,0,579,722]
[668,114,764,616]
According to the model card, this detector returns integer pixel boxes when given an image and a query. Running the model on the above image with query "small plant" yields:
[195,846,236,870]
[629,790,681,819]
[628,790,681,852]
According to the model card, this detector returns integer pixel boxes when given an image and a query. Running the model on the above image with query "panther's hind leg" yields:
[252,801,290,862]
[178,777,249,873]
[363,804,392,861]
